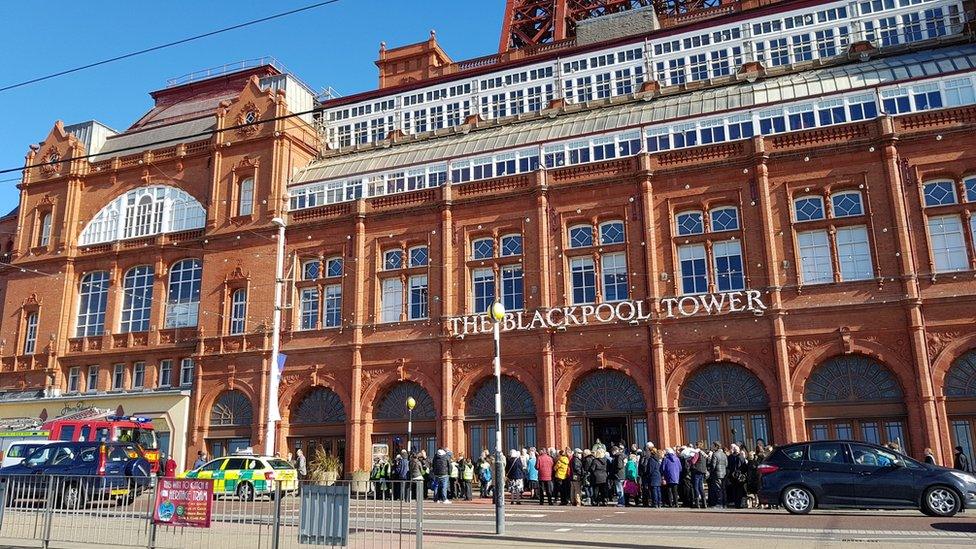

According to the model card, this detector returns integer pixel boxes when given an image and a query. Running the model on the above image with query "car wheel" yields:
[922,486,959,518]
[60,483,86,510]
[237,482,255,502]
[781,486,814,514]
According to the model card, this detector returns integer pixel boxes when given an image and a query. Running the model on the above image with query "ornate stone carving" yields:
[39,150,61,177]
[361,367,388,389]
[225,261,250,281]
[787,338,822,372]
[838,326,854,354]
[451,361,483,389]
[664,349,692,376]
[554,357,579,386]
[278,374,300,397]
[927,330,961,361]
[235,103,260,137]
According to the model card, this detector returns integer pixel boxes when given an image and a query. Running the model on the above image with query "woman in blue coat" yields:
[642,449,664,507]
[660,448,682,508]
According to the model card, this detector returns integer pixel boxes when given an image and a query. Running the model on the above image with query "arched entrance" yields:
[465,376,536,458]
[287,387,347,465]
[679,363,771,449]
[207,390,253,457]
[567,370,647,450]
[372,381,436,457]
[804,355,907,447]
[944,350,976,459]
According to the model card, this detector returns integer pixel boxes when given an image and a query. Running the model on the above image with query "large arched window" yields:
[804,355,906,447]
[945,350,976,462]
[165,259,202,328]
[375,381,435,421]
[679,363,770,448]
[468,376,535,418]
[293,388,346,424]
[76,271,110,337]
[209,390,253,427]
[567,370,647,450]
[120,266,154,333]
[804,355,902,403]
[78,185,206,246]
[466,376,537,456]
[570,370,646,414]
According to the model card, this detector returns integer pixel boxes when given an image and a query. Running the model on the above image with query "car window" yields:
[59,426,76,441]
[225,458,247,470]
[79,447,98,462]
[268,459,294,470]
[95,428,110,442]
[25,446,57,466]
[50,447,77,466]
[808,443,849,464]
[243,459,262,470]
[201,459,224,472]
[136,429,158,450]
[782,446,805,461]
[7,444,39,458]
[108,446,130,462]
[851,444,900,468]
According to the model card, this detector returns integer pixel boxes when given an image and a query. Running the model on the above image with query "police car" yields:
[180,452,298,500]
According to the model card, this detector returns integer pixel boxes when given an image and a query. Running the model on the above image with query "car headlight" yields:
[949,471,976,485]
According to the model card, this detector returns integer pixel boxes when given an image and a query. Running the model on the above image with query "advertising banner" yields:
[153,478,214,528]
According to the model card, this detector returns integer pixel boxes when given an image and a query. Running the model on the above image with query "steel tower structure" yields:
[499,1,743,52]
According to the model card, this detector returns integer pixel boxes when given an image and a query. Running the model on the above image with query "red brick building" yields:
[3,0,976,473]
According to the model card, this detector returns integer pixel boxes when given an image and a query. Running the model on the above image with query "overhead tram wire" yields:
[0,0,342,93]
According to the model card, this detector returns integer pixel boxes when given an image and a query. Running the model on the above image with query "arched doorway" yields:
[945,350,976,459]
[372,381,436,457]
[567,370,647,450]
[804,355,907,447]
[207,390,253,457]
[465,376,536,458]
[679,363,771,449]
[287,387,347,465]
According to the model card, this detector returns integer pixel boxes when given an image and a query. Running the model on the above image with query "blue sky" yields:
[0,0,502,214]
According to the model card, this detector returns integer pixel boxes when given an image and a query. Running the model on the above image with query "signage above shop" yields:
[449,290,767,337]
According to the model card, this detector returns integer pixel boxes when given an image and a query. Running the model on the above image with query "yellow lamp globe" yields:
[406,396,416,411]
[489,301,506,322]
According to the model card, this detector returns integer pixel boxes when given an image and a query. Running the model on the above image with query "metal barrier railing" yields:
[0,475,425,549]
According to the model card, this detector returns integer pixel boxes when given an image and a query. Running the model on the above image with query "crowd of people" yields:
[365,439,773,508]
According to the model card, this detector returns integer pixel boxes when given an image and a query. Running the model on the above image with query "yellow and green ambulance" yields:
[180,454,298,500]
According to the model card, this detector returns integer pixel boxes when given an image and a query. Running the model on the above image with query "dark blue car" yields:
[758,440,976,517]
[0,441,152,508]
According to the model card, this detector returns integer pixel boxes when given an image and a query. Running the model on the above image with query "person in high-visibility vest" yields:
[460,457,475,501]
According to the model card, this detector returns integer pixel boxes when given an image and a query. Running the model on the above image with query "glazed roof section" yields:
[294,43,976,184]
[92,116,216,161]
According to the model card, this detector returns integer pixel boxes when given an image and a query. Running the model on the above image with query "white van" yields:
[0,438,53,469]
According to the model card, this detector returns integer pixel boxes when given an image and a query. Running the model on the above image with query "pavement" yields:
[1,495,975,548]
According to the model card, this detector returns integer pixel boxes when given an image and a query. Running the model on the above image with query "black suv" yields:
[758,440,976,517]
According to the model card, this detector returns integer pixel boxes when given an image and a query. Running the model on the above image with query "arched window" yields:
[946,350,976,461]
[830,191,864,218]
[79,185,206,246]
[467,376,535,419]
[675,211,704,236]
[679,363,771,448]
[209,390,253,427]
[599,220,625,244]
[375,381,435,421]
[568,225,594,248]
[472,238,494,259]
[804,355,902,403]
[76,271,110,337]
[38,213,52,246]
[238,178,254,217]
[709,206,739,232]
[165,259,202,328]
[120,266,154,333]
[945,351,976,398]
[794,196,826,222]
[680,363,769,411]
[569,370,646,414]
[229,288,247,335]
[293,388,346,424]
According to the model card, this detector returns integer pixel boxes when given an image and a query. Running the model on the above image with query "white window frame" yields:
[675,211,704,236]
[23,312,38,355]
[179,358,194,386]
[229,288,247,335]
[794,195,826,222]
[568,224,594,248]
[797,229,834,284]
[121,265,154,333]
[76,271,110,337]
[238,178,254,217]
[67,367,81,393]
[708,206,740,232]
[380,278,404,323]
[158,360,172,388]
[39,213,52,247]
[86,365,98,393]
[830,190,864,218]
[133,361,146,390]
[408,274,429,320]
[927,214,968,273]
[165,259,202,328]
[835,225,874,281]
[112,363,125,391]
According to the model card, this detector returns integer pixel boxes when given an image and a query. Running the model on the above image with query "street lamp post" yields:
[488,301,506,535]
[406,396,416,453]
[264,217,286,457]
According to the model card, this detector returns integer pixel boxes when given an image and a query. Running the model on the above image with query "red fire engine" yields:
[41,408,161,473]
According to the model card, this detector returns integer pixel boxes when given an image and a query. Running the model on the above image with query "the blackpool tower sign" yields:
[449,289,768,337]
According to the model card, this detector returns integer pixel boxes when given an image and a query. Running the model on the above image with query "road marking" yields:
[554,528,572,532]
